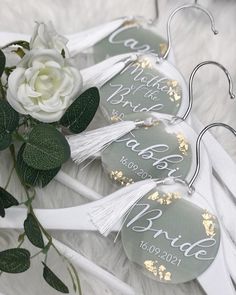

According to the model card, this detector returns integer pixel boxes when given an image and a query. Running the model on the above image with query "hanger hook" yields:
[188,123,236,189]
[162,4,218,60]
[153,0,159,22]
[181,61,235,121]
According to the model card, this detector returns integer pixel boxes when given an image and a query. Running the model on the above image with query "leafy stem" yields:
[12,130,27,142]
[1,40,30,51]
[10,144,60,256]
[9,144,51,246]
[4,66,16,77]
[0,79,5,99]
[17,233,26,248]
[9,144,16,165]
[8,144,81,293]
[31,249,45,259]
[68,262,82,295]
[4,164,15,190]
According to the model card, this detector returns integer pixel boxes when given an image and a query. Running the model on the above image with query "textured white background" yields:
[0,0,236,294]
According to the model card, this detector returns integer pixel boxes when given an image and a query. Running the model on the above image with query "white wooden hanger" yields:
[1,4,235,294]
[79,3,218,118]
[0,4,218,103]
[55,6,225,202]
[0,1,173,62]
[58,61,236,233]
[2,123,236,295]
[0,4,224,203]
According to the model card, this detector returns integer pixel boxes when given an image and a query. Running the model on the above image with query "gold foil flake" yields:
[110,170,134,186]
[110,115,121,122]
[202,210,216,238]
[158,265,166,272]
[164,272,172,281]
[159,43,168,56]
[177,133,189,156]
[167,80,181,102]
[148,191,159,200]
[158,264,172,281]
[144,260,158,276]
[148,191,181,205]
[135,57,153,69]
[144,260,172,281]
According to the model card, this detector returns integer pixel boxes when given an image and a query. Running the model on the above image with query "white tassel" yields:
[95,58,135,88]
[68,17,132,55]
[67,120,137,165]
[89,179,156,236]
[81,53,138,89]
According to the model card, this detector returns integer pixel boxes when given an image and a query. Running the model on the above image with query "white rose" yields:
[7,49,82,123]
[30,22,69,56]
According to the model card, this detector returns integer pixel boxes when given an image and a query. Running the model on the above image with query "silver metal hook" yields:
[181,61,235,121]
[162,4,218,60]
[153,0,159,22]
[188,123,236,189]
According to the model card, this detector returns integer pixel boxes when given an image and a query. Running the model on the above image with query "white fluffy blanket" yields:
[0,0,235,294]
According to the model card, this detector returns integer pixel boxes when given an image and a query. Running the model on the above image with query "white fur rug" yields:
[0,0,236,295]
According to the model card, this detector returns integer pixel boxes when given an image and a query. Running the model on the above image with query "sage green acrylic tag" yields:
[99,57,183,122]
[93,24,184,121]
[121,189,221,284]
[101,114,192,185]
[93,24,167,63]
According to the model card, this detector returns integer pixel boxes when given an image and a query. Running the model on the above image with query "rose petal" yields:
[6,44,83,123]
[31,109,64,123]
[8,68,25,98]
[7,90,28,115]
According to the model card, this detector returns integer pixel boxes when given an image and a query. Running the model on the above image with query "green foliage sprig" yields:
[0,40,100,294]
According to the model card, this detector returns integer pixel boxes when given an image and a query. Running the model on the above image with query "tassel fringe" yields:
[68,120,137,165]
[89,179,156,236]
[81,53,138,89]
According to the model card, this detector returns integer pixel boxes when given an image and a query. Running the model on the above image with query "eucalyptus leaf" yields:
[0,130,12,151]
[18,233,25,243]
[0,186,19,208]
[0,248,30,273]
[0,49,6,77]
[0,100,19,132]
[23,124,70,170]
[24,213,45,249]
[0,198,5,217]
[13,40,30,50]
[42,262,69,293]
[17,144,61,187]
[13,47,25,58]
[3,40,30,51]
[60,87,100,133]
[61,49,65,58]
